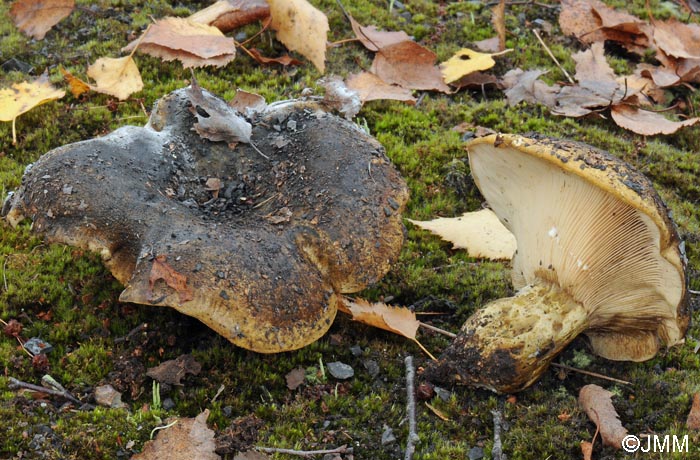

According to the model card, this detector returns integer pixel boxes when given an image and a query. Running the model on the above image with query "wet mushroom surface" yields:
[426,133,689,393]
[3,86,409,353]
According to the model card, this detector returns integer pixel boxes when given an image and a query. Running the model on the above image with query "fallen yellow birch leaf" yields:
[440,48,511,84]
[339,297,435,360]
[0,72,65,145]
[86,56,144,100]
[408,208,516,260]
[268,0,329,73]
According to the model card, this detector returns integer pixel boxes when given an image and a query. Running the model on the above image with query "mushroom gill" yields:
[426,134,688,393]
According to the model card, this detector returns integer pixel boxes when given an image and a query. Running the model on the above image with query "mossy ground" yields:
[1,0,699,459]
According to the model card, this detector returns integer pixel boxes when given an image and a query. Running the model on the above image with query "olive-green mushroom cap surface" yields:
[4,87,409,353]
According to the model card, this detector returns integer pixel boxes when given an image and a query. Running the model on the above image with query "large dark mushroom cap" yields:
[5,87,408,353]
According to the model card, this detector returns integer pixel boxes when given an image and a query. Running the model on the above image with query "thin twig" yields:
[533,29,574,84]
[689,289,700,295]
[239,16,272,47]
[404,356,419,460]
[249,141,270,160]
[491,410,504,460]
[211,384,225,403]
[418,321,457,338]
[114,322,148,343]
[2,256,8,291]
[8,376,82,405]
[252,192,280,209]
[255,445,352,457]
[150,420,178,439]
[328,38,361,47]
[551,362,632,386]
[412,338,437,361]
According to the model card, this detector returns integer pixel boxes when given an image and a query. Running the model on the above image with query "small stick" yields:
[689,289,700,295]
[211,384,225,403]
[551,363,632,386]
[2,256,8,291]
[114,322,148,343]
[404,355,419,460]
[533,29,574,84]
[8,376,82,405]
[249,141,271,160]
[255,445,352,457]
[418,321,457,338]
[412,338,437,362]
[491,410,504,460]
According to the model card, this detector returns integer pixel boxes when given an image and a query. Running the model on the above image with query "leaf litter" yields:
[578,384,628,449]
[484,0,700,135]
[9,0,75,40]
[132,410,219,460]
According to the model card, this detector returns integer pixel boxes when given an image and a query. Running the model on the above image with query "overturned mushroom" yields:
[4,86,408,353]
[427,133,688,393]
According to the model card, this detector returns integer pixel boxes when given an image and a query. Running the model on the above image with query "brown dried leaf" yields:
[579,384,628,449]
[339,297,419,340]
[132,410,219,460]
[371,41,450,92]
[573,42,616,84]
[229,89,267,115]
[547,43,632,117]
[123,17,236,68]
[285,367,305,390]
[592,2,647,35]
[621,65,667,105]
[188,0,270,33]
[611,104,700,135]
[408,209,516,260]
[267,0,329,73]
[10,0,74,40]
[248,48,303,67]
[349,16,410,52]
[558,0,605,43]
[580,441,593,460]
[639,64,680,88]
[147,354,202,385]
[346,72,416,104]
[492,0,506,52]
[501,68,559,108]
[149,255,195,303]
[449,71,499,90]
[473,36,501,53]
[86,56,143,100]
[552,84,613,117]
[687,393,700,430]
